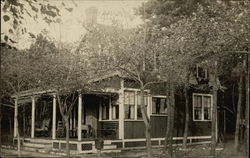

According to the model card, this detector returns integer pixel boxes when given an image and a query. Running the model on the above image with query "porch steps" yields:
[101,141,121,153]
[24,138,54,144]
[103,144,117,150]
[101,149,121,153]
[22,139,53,154]
[23,142,49,148]
[22,146,46,153]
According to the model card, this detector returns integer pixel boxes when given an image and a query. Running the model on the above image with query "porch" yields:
[13,91,122,142]
[20,137,121,154]
[16,135,212,155]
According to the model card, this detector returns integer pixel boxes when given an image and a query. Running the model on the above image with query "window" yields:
[124,91,135,119]
[152,97,167,115]
[137,94,148,119]
[193,94,212,121]
[111,96,119,119]
[196,65,209,79]
[112,105,119,119]
[101,97,109,120]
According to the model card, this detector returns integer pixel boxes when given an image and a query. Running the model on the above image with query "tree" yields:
[113,30,159,158]
[139,1,248,156]
[84,25,164,157]
[1,0,75,47]
[137,0,211,28]
[233,58,247,155]
[1,46,35,156]
[27,35,90,157]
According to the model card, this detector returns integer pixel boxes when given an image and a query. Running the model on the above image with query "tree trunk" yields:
[164,83,175,157]
[17,126,21,157]
[0,97,2,154]
[164,83,170,155]
[23,106,25,137]
[211,61,218,157]
[182,85,189,149]
[234,62,244,155]
[65,117,70,158]
[244,56,249,158]
[140,86,152,158]
[168,84,175,157]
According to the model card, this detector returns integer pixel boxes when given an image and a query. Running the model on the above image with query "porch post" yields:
[118,79,125,139]
[78,93,82,141]
[31,96,36,138]
[135,91,138,120]
[52,94,56,140]
[109,95,112,120]
[14,98,18,138]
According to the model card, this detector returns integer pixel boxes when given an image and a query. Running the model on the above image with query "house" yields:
[10,69,218,155]
[5,6,225,156]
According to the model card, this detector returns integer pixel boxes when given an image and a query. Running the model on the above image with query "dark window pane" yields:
[204,108,211,120]
[137,105,143,119]
[152,98,167,114]
[194,108,202,120]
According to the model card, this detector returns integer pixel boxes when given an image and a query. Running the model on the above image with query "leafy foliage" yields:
[1,0,74,47]
[1,46,35,96]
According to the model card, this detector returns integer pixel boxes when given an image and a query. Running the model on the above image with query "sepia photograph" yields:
[0,0,249,157]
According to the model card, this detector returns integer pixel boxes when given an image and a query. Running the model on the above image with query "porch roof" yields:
[11,88,119,99]
[11,71,126,99]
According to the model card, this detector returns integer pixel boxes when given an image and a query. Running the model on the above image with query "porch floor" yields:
[22,137,121,142]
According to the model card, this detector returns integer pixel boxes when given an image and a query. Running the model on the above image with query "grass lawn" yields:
[1,139,247,158]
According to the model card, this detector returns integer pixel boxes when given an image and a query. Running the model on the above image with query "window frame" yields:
[151,95,168,116]
[192,93,213,122]
[124,89,150,121]
[124,90,136,120]
[196,64,209,79]
[99,95,119,121]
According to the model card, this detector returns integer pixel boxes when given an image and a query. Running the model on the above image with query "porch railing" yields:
[97,121,118,139]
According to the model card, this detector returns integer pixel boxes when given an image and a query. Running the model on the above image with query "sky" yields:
[2,0,147,49]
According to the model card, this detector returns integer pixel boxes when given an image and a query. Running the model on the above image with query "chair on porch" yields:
[81,124,95,138]
[35,118,51,137]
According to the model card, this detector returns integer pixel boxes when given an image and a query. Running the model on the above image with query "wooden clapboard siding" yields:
[189,121,211,136]
[150,115,168,138]
[124,121,145,139]
[124,116,168,139]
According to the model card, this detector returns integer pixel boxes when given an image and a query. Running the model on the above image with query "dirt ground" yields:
[1,139,247,158]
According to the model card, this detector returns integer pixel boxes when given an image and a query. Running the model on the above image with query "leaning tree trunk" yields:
[165,83,175,158]
[168,84,175,157]
[234,62,244,155]
[244,56,249,158]
[17,125,21,157]
[57,93,77,158]
[183,71,191,149]
[211,61,218,157]
[140,86,152,158]
[0,96,2,154]
[65,117,70,158]
[23,106,25,137]
[164,83,171,155]
[182,85,189,149]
